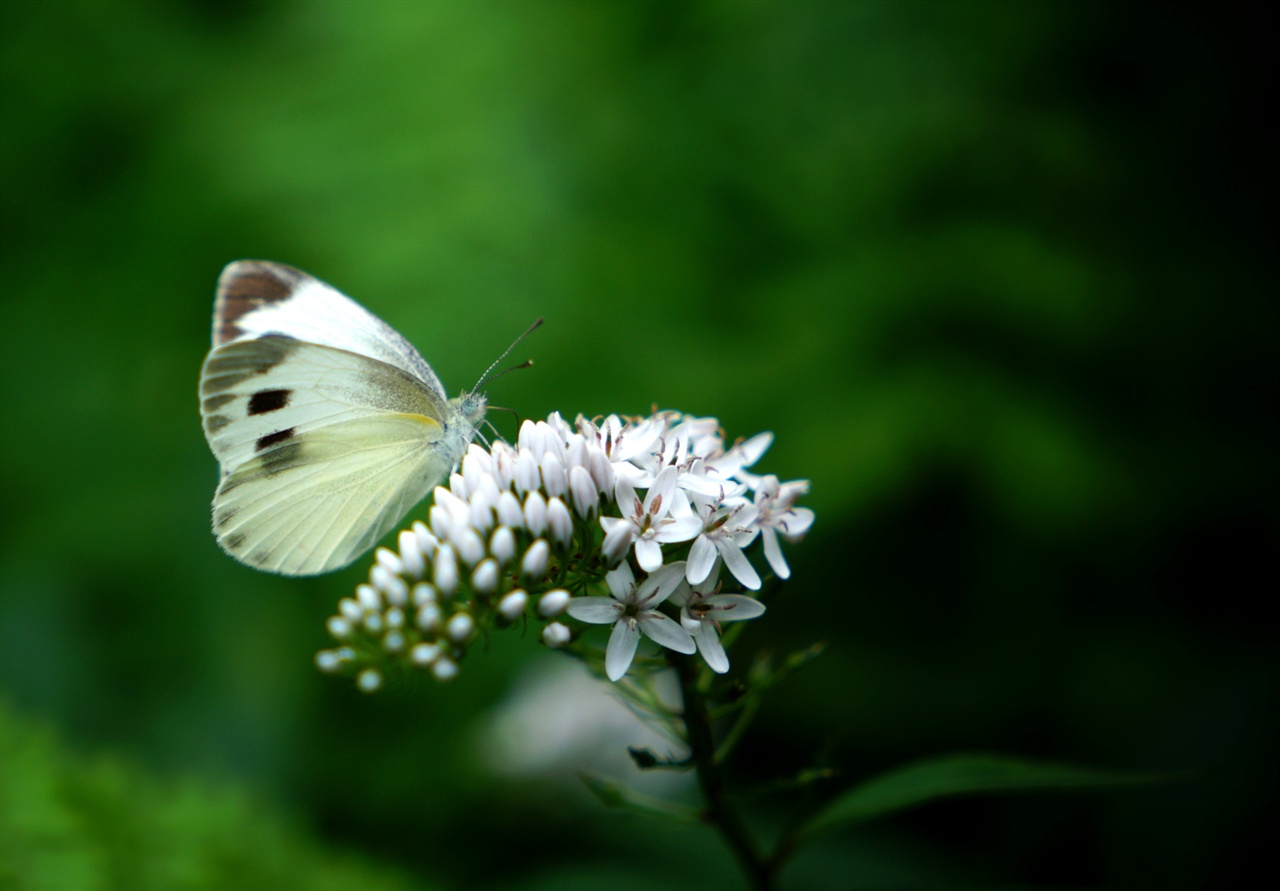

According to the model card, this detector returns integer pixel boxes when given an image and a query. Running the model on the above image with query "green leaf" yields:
[801,752,1177,837]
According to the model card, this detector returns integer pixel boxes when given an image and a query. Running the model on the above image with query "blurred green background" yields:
[1,1,1275,888]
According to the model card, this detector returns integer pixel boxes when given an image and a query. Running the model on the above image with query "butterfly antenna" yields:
[474,318,543,390]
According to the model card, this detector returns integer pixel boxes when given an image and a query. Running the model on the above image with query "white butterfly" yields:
[199,260,504,576]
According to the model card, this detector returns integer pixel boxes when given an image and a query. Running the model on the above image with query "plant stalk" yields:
[672,653,776,891]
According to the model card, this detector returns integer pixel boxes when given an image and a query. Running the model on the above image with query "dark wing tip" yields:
[212,260,312,347]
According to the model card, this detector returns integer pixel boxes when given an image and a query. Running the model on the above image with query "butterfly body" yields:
[199,261,485,576]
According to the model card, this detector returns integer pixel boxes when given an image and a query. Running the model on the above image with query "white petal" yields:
[634,537,663,572]
[737,431,773,468]
[637,561,687,606]
[600,522,634,566]
[605,562,636,599]
[694,625,730,673]
[780,506,815,538]
[605,620,641,681]
[655,514,702,544]
[686,536,718,585]
[639,612,696,654]
[614,477,640,518]
[717,538,761,590]
[706,594,766,622]
[762,527,790,579]
[565,597,622,624]
[644,466,679,516]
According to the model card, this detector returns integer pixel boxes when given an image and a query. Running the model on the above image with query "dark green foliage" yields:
[0,700,431,891]
[0,2,1274,889]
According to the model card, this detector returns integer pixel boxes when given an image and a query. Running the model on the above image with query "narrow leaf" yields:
[802,752,1176,837]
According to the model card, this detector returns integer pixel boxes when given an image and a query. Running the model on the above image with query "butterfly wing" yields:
[201,336,460,575]
[199,261,476,576]
[212,260,448,396]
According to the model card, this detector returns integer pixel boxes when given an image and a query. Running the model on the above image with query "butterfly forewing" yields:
[213,261,447,398]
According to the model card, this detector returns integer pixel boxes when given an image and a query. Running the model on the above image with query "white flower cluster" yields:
[315,410,813,690]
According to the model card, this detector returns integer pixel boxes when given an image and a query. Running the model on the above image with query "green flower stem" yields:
[672,652,776,891]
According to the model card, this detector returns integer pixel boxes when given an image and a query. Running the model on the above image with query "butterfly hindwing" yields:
[212,412,452,576]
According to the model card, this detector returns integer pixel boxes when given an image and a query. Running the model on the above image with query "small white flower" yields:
[686,495,762,589]
[674,578,766,674]
[750,475,815,580]
[599,467,702,572]
[565,562,695,681]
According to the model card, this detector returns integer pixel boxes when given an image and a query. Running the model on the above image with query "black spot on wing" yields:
[221,531,247,551]
[205,414,231,433]
[248,389,290,414]
[256,428,296,452]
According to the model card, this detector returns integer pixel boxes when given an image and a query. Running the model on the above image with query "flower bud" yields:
[490,526,516,566]
[538,588,571,618]
[416,601,442,633]
[411,642,440,666]
[356,668,383,693]
[541,456,568,499]
[497,491,524,529]
[514,448,541,494]
[497,589,529,622]
[412,582,437,606]
[569,465,599,518]
[522,539,550,580]
[542,622,571,648]
[447,612,475,642]
[471,558,499,594]
[432,657,459,681]
[433,544,459,595]
[398,529,425,578]
[523,491,548,536]
[547,497,573,548]
[356,584,381,612]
